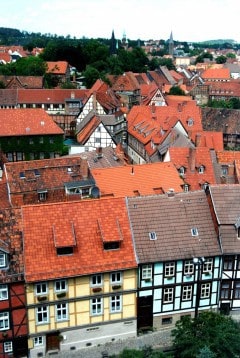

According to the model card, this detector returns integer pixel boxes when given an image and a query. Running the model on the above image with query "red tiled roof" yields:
[22,197,137,282]
[91,162,184,197]
[46,61,69,74]
[76,115,101,144]
[201,68,230,80]
[191,130,224,151]
[17,89,88,104]
[0,178,11,209]
[167,147,217,190]
[0,108,64,136]
[216,150,240,164]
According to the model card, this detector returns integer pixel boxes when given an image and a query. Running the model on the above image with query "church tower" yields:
[110,30,117,55]
[168,31,174,57]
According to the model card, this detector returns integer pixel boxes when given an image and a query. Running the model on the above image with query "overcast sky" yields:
[2,0,239,43]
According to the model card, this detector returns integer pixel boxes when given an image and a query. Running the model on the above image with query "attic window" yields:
[179,167,185,175]
[187,118,194,126]
[34,169,40,177]
[19,172,25,179]
[198,165,205,174]
[104,242,120,250]
[191,228,198,236]
[57,247,74,256]
[0,253,7,268]
[149,232,157,240]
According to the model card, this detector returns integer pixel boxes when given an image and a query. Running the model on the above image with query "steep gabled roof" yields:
[91,162,184,197]
[201,68,230,80]
[46,61,69,75]
[0,108,64,136]
[22,197,137,282]
[191,131,224,151]
[76,114,101,144]
[127,190,220,263]
[166,147,217,190]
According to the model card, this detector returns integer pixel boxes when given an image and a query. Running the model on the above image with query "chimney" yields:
[195,133,201,147]
[167,188,175,197]
[151,102,156,114]
[188,147,196,172]
[96,147,103,158]
[178,103,182,112]
[81,156,89,180]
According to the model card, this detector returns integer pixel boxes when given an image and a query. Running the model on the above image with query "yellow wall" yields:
[27,268,137,334]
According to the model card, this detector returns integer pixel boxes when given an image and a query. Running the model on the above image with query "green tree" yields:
[168,86,185,96]
[82,65,100,88]
[172,311,240,358]
[216,55,227,64]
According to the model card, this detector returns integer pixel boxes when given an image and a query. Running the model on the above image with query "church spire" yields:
[168,31,174,57]
[110,30,117,55]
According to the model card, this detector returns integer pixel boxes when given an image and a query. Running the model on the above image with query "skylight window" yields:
[149,232,157,240]
[191,228,198,236]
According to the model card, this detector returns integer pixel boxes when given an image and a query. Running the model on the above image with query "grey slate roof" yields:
[126,190,220,263]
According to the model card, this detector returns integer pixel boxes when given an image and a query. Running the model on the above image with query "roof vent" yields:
[40,121,45,126]
[167,188,175,197]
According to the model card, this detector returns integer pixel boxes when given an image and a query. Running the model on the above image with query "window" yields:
[103,242,120,250]
[191,227,198,236]
[142,264,152,280]
[221,165,228,176]
[4,341,13,353]
[57,246,73,256]
[95,138,101,143]
[111,272,122,284]
[234,282,240,299]
[164,262,175,277]
[179,167,185,175]
[198,165,205,174]
[200,283,211,298]
[162,317,173,325]
[0,284,8,300]
[110,295,121,313]
[29,138,34,145]
[91,298,103,315]
[55,303,68,321]
[203,258,213,273]
[184,260,194,275]
[163,287,174,303]
[34,336,43,346]
[183,184,189,192]
[91,274,102,286]
[0,312,10,330]
[55,279,67,292]
[149,231,157,240]
[38,191,47,201]
[49,137,54,144]
[221,281,231,299]
[187,118,194,126]
[36,306,49,324]
[224,256,234,270]
[35,282,48,295]
[0,253,6,268]
[182,285,192,301]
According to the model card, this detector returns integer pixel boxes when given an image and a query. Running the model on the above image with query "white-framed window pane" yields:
[55,280,67,292]
[4,341,13,353]
[163,287,174,303]
[91,274,102,286]
[0,253,6,268]
[200,283,211,298]
[142,264,152,279]
[0,284,8,300]
[34,336,43,346]
[35,282,48,295]
[182,285,192,301]
[0,312,10,330]
[55,303,68,321]
[91,298,103,315]
[111,272,122,283]
[203,258,213,273]
[234,282,240,299]
[184,260,194,275]
[164,262,175,277]
[36,306,49,324]
[110,295,121,312]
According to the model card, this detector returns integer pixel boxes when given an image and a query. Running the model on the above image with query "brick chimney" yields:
[188,147,196,172]
[195,133,201,147]
[81,156,89,180]
[96,147,103,158]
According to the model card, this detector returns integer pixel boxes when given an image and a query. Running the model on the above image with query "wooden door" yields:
[137,295,153,330]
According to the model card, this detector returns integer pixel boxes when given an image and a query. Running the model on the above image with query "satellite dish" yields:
[91,186,100,198]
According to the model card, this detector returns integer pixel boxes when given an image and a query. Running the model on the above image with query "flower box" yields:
[56,292,66,299]
[37,295,48,302]
[112,284,122,290]
[92,287,102,293]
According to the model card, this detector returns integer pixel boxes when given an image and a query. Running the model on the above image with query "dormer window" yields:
[221,165,228,176]
[187,118,194,126]
[57,247,73,256]
[179,167,185,176]
[149,232,157,240]
[183,184,189,192]
[198,165,205,174]
[104,241,120,250]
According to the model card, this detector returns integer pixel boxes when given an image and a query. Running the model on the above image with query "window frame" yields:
[55,303,68,322]
[200,283,211,299]
[110,272,122,284]
[4,341,13,353]
[234,281,240,299]
[110,295,122,313]
[220,281,231,299]
[184,260,194,275]
[55,279,67,293]
[35,282,48,296]
[0,284,8,301]
[0,312,10,331]
[91,274,102,287]
[223,256,234,270]
[36,305,49,325]
[91,297,103,315]
[0,253,6,268]
[203,258,213,273]
[164,262,175,277]
[142,264,152,280]
[34,336,44,347]
[163,287,174,303]
[182,285,193,301]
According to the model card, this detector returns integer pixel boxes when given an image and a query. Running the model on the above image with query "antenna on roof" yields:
[131,166,134,175]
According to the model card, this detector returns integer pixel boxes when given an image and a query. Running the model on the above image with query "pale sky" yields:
[2,0,240,43]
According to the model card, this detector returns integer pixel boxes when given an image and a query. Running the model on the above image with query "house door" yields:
[13,336,28,357]
[137,295,153,330]
[46,332,60,352]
